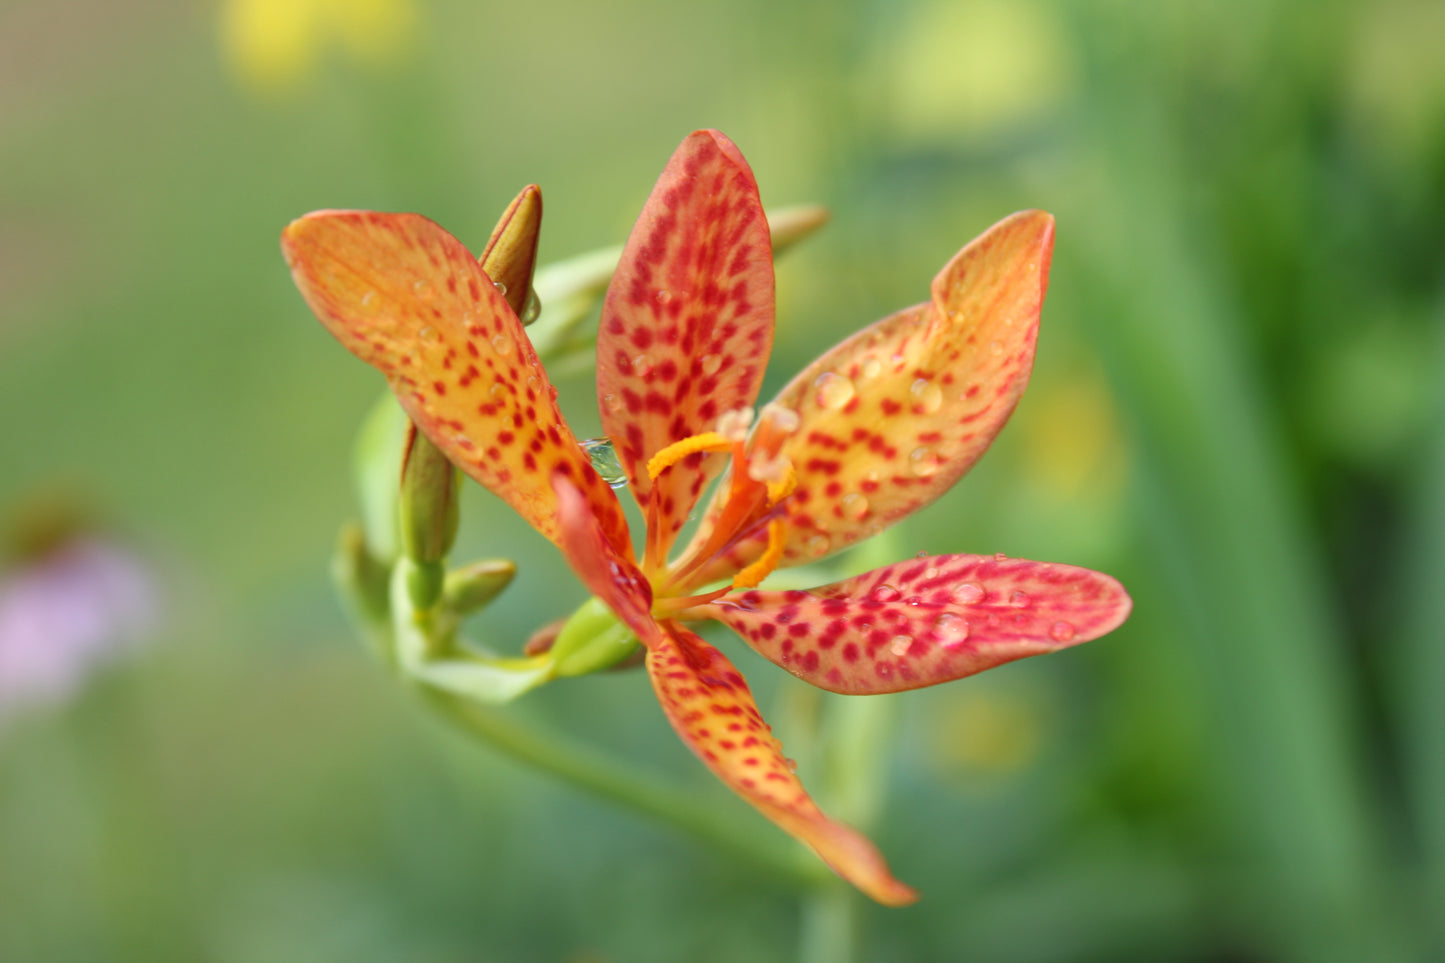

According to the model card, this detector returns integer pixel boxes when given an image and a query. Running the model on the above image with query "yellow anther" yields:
[766,464,797,505]
[647,432,733,480]
[732,520,787,589]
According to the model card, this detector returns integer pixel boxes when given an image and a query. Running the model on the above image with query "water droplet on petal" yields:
[360,290,378,308]
[805,534,831,558]
[525,375,541,395]
[492,334,513,355]
[701,353,723,376]
[602,393,624,413]
[813,371,856,410]
[923,565,939,580]
[1050,621,1076,642]
[412,278,430,294]
[418,325,437,343]
[655,289,672,305]
[931,612,971,648]
[1009,590,1031,608]
[990,340,1004,356]
[520,287,542,326]
[890,634,912,657]
[488,382,506,400]
[910,378,943,414]
[580,437,628,489]
[840,492,870,520]
[951,582,985,604]
[493,281,509,297]
[908,447,940,477]
[870,584,901,603]
[632,354,655,377]
[861,357,882,379]
[785,757,798,774]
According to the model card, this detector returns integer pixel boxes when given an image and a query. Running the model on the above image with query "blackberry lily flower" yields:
[283,130,1131,905]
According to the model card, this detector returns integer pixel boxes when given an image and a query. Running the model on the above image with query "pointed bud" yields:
[548,596,642,677]
[766,204,830,254]
[332,522,391,632]
[479,185,542,321]
[399,422,460,566]
[443,558,517,614]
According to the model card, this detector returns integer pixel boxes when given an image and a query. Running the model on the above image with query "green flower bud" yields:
[399,423,460,568]
[443,559,517,614]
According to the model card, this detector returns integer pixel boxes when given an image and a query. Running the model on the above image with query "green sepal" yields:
[549,596,642,678]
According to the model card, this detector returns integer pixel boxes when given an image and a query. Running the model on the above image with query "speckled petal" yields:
[598,130,775,556]
[646,624,917,906]
[552,475,660,647]
[282,210,631,555]
[679,211,1053,585]
[697,553,1130,695]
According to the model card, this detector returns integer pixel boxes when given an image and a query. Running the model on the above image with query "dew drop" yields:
[632,354,655,377]
[602,392,624,413]
[493,281,509,297]
[861,357,882,379]
[580,437,628,489]
[786,757,798,774]
[1049,621,1077,642]
[840,492,870,520]
[910,378,944,414]
[488,382,507,400]
[813,371,856,410]
[520,287,542,326]
[492,333,513,355]
[1009,590,1031,608]
[870,584,902,603]
[806,534,831,558]
[526,374,541,395]
[951,582,985,604]
[655,289,672,305]
[360,290,378,309]
[908,447,940,477]
[931,612,971,648]
[923,565,939,580]
[412,278,430,294]
[990,340,1004,356]
[701,353,723,376]
[889,635,912,657]
[418,325,437,343]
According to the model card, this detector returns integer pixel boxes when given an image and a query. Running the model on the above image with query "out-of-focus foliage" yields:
[0,0,1441,960]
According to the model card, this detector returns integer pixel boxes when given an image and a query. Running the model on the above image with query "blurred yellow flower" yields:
[220,0,416,95]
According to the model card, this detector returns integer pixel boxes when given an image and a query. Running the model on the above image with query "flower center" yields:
[647,405,799,600]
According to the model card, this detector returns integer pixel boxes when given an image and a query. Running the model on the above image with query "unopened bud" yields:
[399,423,460,566]
[443,558,517,614]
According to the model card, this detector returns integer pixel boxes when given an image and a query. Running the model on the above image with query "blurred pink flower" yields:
[0,537,157,730]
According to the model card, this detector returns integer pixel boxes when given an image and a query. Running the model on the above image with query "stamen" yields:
[731,520,787,589]
[647,432,732,480]
[766,464,797,504]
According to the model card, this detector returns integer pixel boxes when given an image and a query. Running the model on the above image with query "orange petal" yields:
[646,624,917,906]
[679,211,1053,585]
[598,130,776,558]
[697,553,1131,694]
[552,474,660,647]
[282,210,630,555]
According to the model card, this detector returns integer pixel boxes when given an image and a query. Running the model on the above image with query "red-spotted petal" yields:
[598,130,775,555]
[646,624,917,905]
[282,210,631,555]
[696,553,1130,694]
[677,211,1053,585]
[553,474,660,647]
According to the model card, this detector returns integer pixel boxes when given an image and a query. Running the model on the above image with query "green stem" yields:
[415,683,831,893]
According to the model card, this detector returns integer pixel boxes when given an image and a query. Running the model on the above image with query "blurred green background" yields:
[2,0,1442,960]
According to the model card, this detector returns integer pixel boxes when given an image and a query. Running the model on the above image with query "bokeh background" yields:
[2,0,1442,960]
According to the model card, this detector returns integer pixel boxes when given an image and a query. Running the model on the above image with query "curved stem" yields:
[415,682,832,893]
